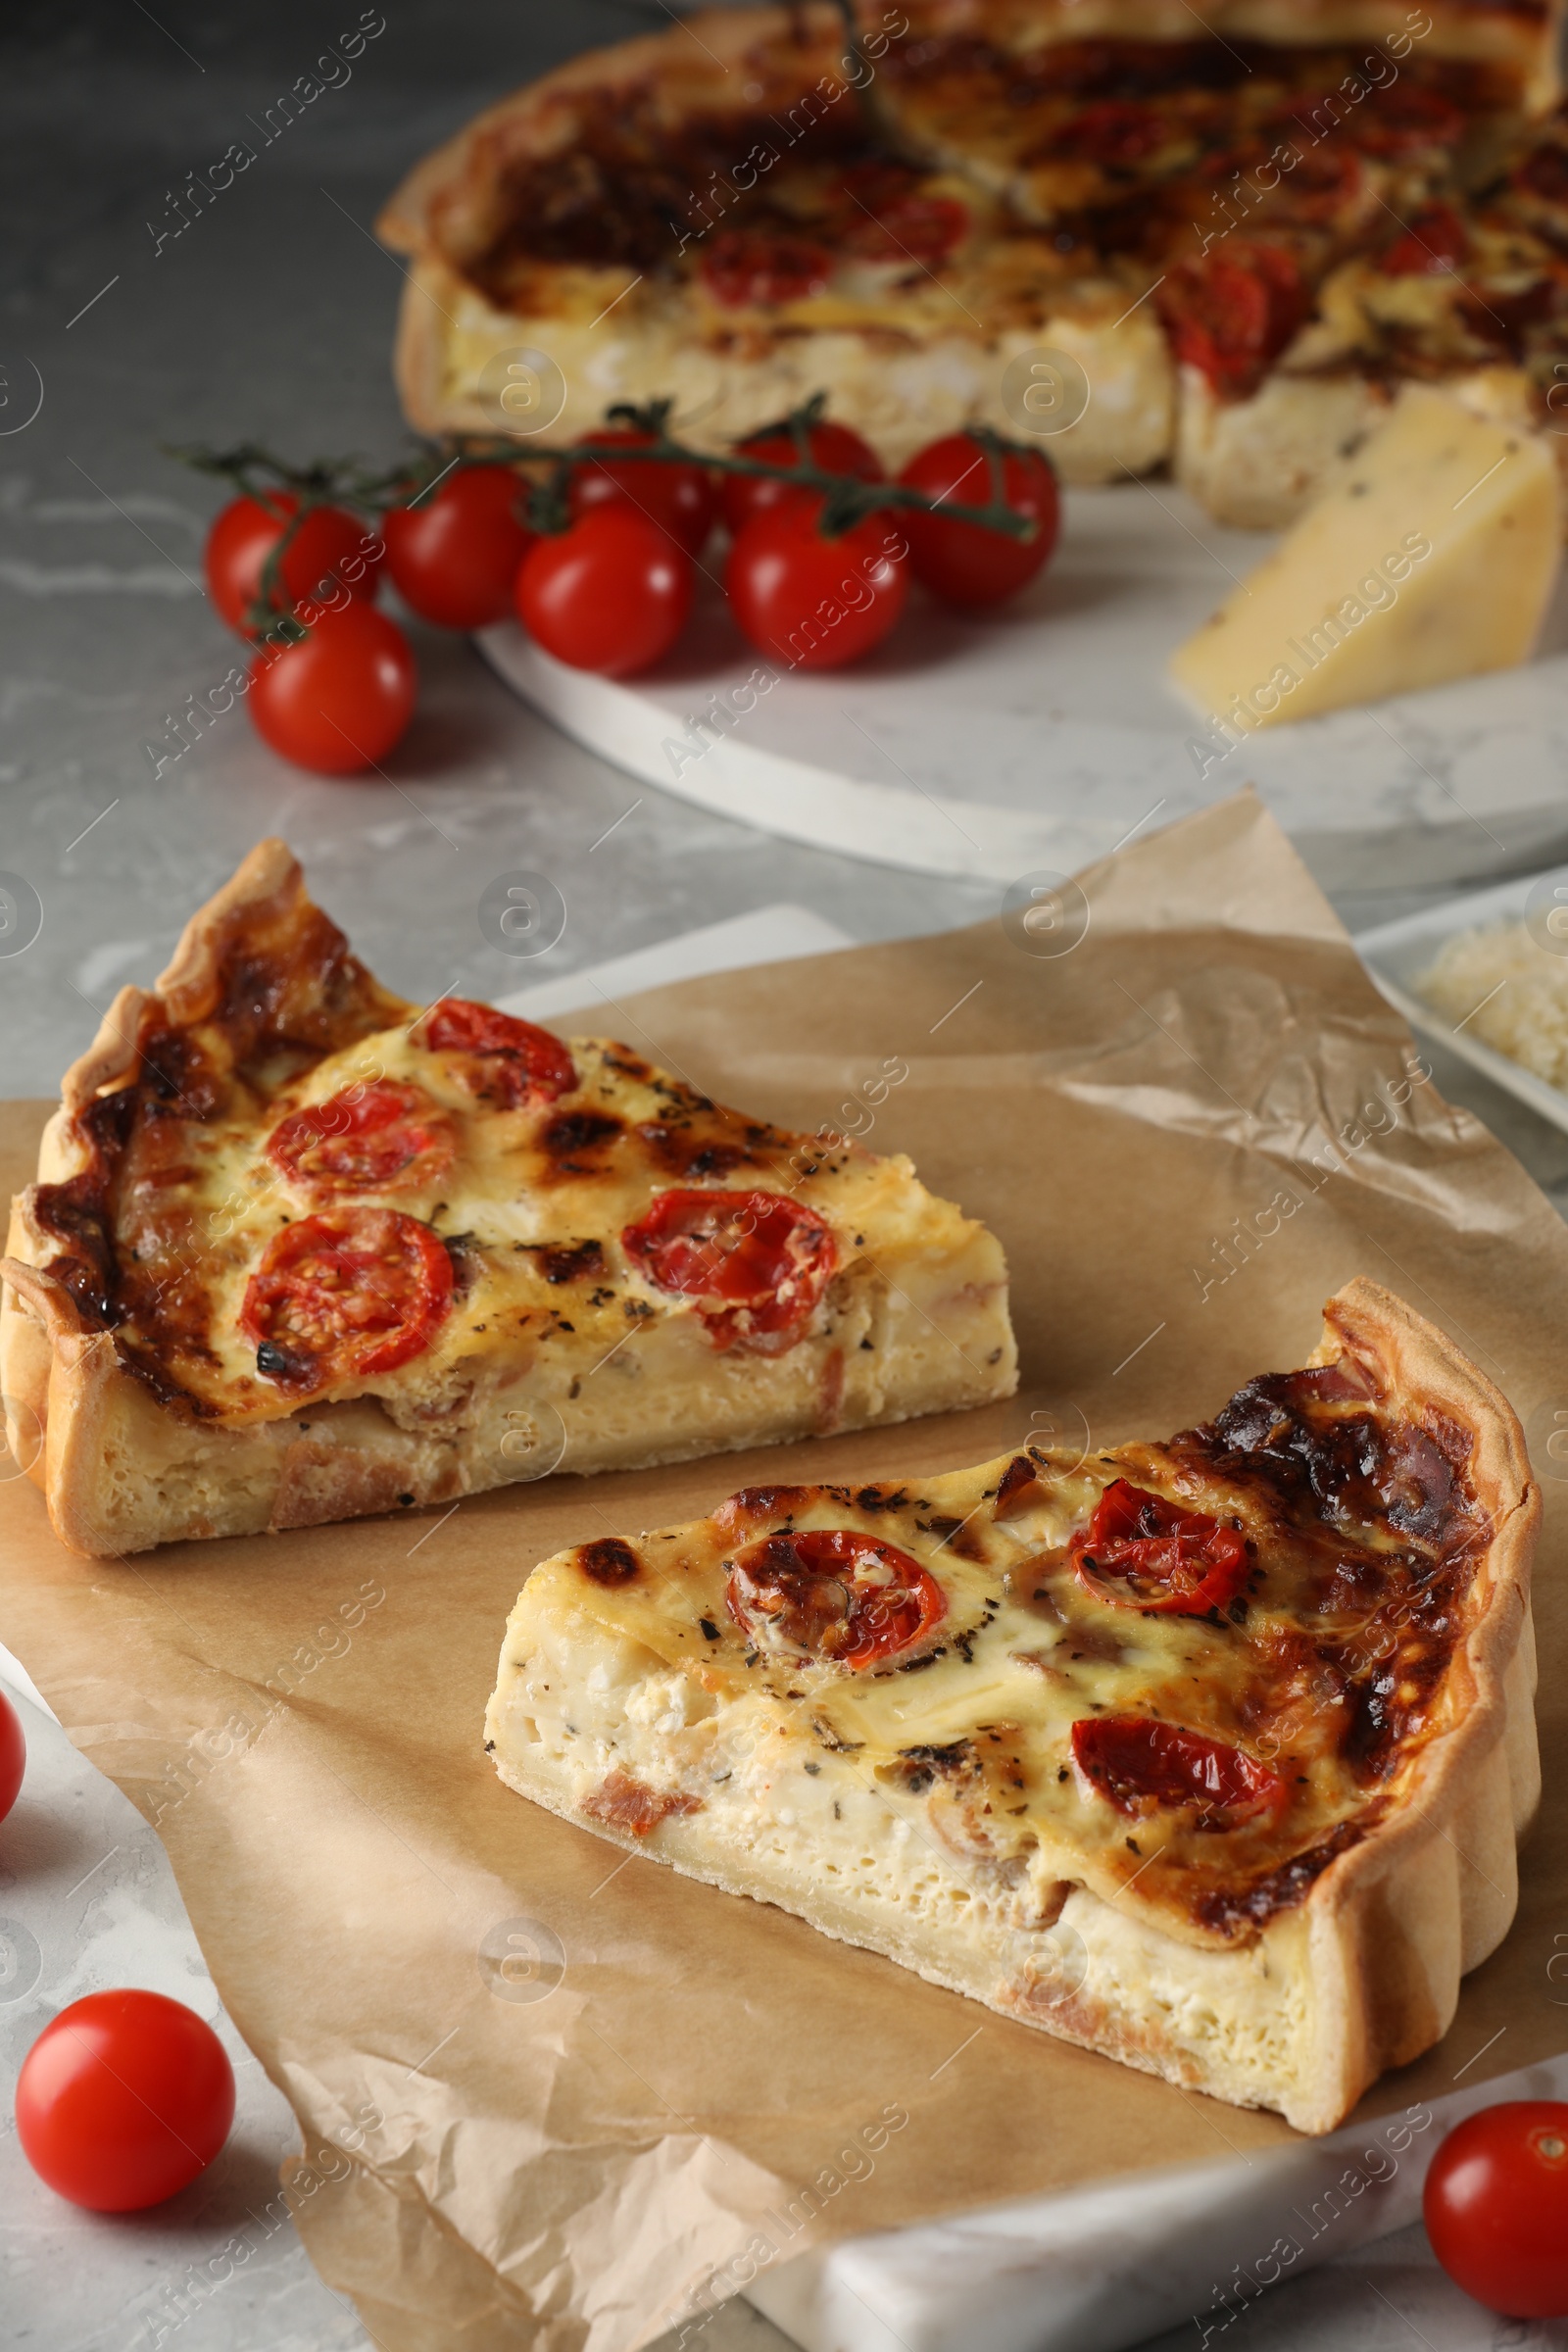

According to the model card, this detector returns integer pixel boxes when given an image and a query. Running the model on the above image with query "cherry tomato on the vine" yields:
[897,432,1060,609]
[724,496,908,670]
[248,602,416,774]
[722,418,883,536]
[381,465,535,629]
[571,428,716,558]
[16,1989,234,2212]
[1423,2102,1568,2317]
[515,509,693,677]
[0,1684,24,1826]
[205,492,381,638]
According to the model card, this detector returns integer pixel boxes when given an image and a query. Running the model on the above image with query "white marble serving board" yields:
[479,480,1568,896]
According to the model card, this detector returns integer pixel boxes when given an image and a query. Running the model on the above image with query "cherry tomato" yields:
[1156,242,1308,399]
[897,432,1059,609]
[241,1205,453,1390]
[722,418,884,536]
[571,428,716,558]
[515,510,693,677]
[620,1187,837,1350]
[727,1529,947,1668]
[724,498,908,670]
[248,602,416,775]
[1381,202,1469,276]
[1424,2102,1568,2317]
[16,1989,234,2212]
[413,1000,576,1107]
[701,228,832,310]
[268,1080,455,1199]
[1070,1480,1250,1615]
[0,1684,24,1826]
[381,465,534,629]
[205,492,381,638]
[1071,1717,1288,1827]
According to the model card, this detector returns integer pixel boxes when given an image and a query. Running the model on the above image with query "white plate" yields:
[480,480,1568,895]
[1355,864,1568,1137]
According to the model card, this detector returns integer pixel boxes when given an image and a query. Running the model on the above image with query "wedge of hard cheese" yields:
[1169,387,1563,733]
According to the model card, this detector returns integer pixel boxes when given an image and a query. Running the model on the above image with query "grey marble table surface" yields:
[3,6,1566,2350]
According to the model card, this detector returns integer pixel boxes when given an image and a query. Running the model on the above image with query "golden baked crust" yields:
[488,1278,1539,2132]
[1,842,1015,1557]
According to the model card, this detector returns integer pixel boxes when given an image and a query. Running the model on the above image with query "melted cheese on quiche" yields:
[94,1024,993,1429]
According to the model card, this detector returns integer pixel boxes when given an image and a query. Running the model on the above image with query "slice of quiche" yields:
[0,841,1014,1557]
[487,1280,1539,2133]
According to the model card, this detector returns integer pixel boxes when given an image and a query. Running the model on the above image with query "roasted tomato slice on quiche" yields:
[268,1080,455,1199]
[1069,1479,1250,1614]
[620,1187,837,1352]
[726,1529,946,1668]
[1071,1716,1288,1827]
[241,1207,455,1389]
[413,1000,577,1108]
[489,1279,1539,2136]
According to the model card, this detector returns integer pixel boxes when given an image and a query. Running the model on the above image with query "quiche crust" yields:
[487,1280,1539,2132]
[0,842,1015,1557]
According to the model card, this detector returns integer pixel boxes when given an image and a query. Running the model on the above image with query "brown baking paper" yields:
[1,789,1565,2352]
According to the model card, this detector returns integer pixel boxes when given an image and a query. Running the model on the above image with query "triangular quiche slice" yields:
[0,841,1014,1557]
[487,1280,1539,2132]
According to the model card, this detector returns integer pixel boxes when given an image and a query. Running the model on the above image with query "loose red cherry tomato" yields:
[1380,202,1470,276]
[1071,1717,1288,1826]
[241,1206,453,1390]
[571,429,716,558]
[16,1989,234,2212]
[897,432,1060,609]
[0,1685,24,1825]
[1070,1480,1250,1615]
[722,418,884,536]
[413,1000,576,1107]
[1156,241,1308,399]
[205,492,381,638]
[701,228,833,310]
[268,1079,455,1199]
[620,1187,837,1350]
[515,510,693,677]
[1424,2102,1568,2317]
[381,464,534,629]
[248,602,416,774]
[725,498,908,670]
[727,1528,947,1668]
